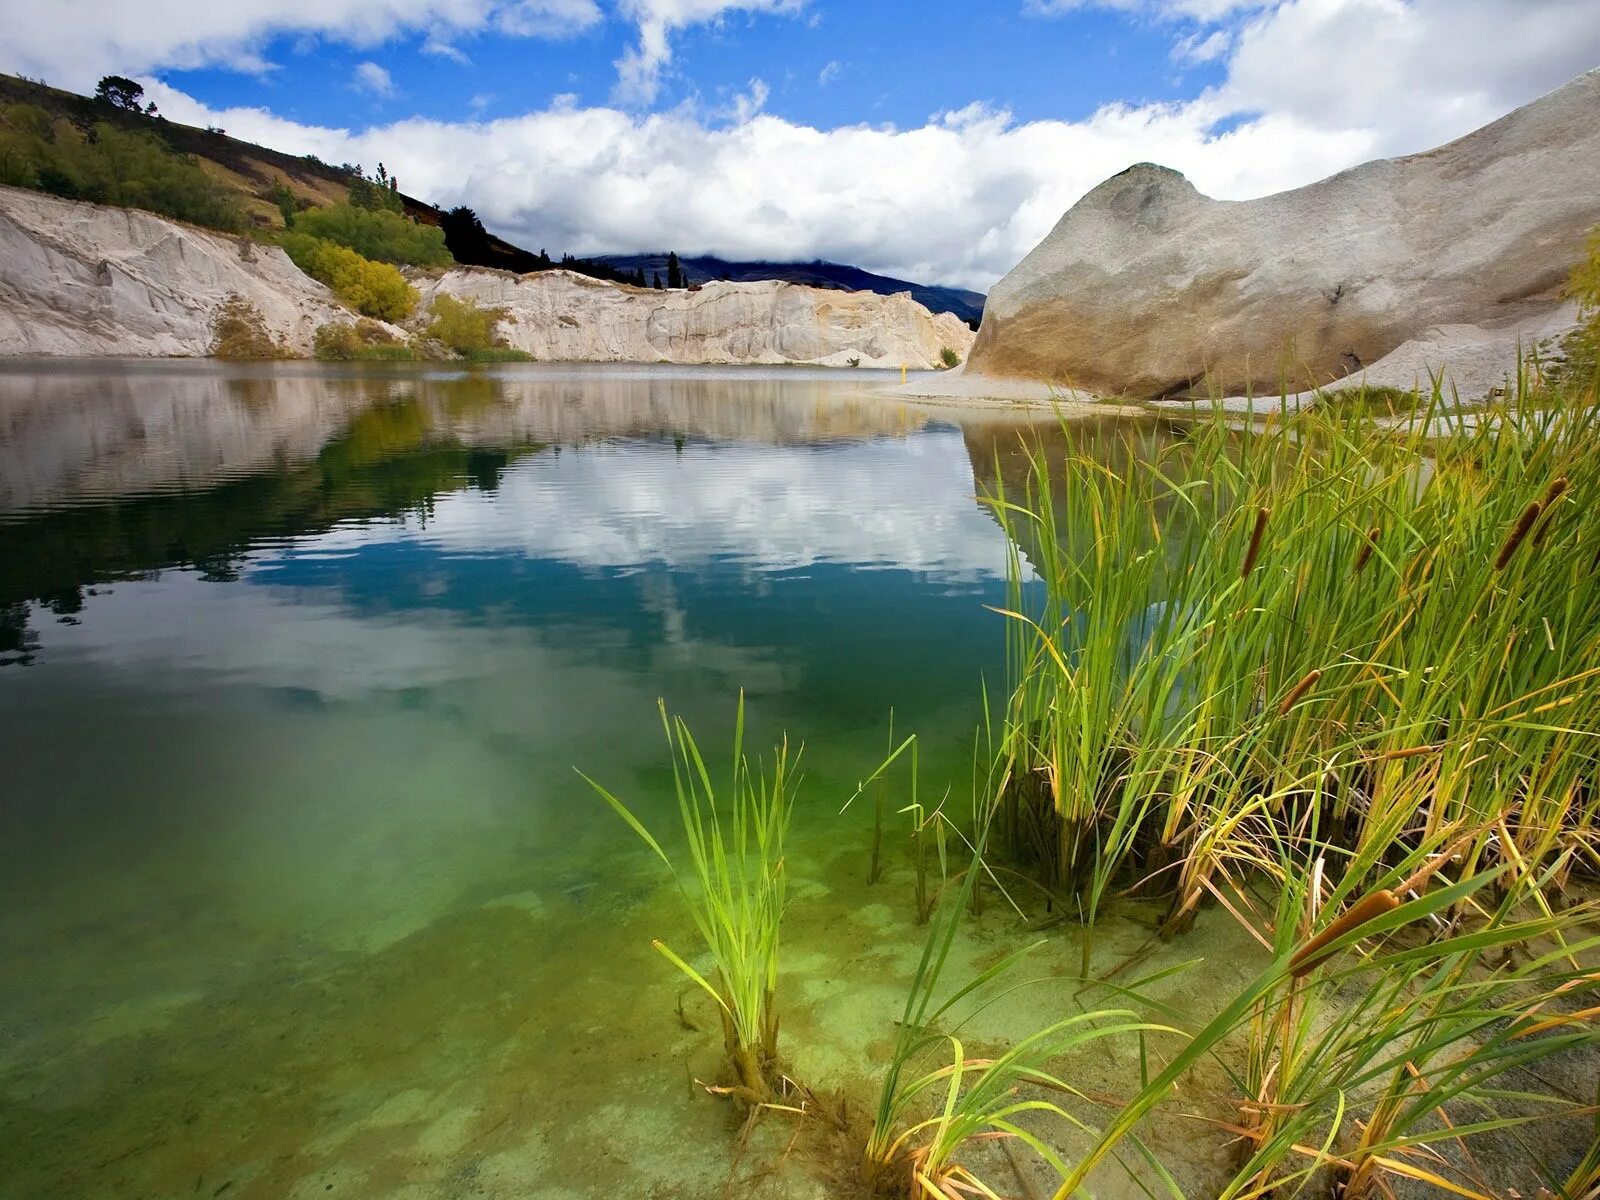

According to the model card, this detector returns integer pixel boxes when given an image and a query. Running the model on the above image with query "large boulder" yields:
[964,68,1600,400]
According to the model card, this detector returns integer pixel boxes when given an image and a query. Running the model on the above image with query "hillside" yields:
[0,74,983,315]
[595,253,985,325]
[0,73,636,283]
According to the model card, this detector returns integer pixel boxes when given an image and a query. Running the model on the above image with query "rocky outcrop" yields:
[0,185,975,368]
[415,268,974,369]
[0,185,356,356]
[963,68,1600,401]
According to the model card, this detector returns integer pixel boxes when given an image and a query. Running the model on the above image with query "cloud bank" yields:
[11,1,1600,289]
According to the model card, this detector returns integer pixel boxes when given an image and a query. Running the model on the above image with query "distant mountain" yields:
[595,254,986,326]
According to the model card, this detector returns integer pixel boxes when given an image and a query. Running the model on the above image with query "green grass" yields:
[580,694,794,1104]
[985,373,1600,941]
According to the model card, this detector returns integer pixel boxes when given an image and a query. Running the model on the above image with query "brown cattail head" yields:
[1533,476,1569,548]
[1494,501,1543,570]
[1277,668,1323,718]
[1288,888,1400,978]
[1241,507,1271,579]
[1353,525,1381,575]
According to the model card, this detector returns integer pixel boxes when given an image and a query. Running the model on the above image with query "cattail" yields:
[1353,525,1381,575]
[1240,506,1270,579]
[1289,888,1400,978]
[1277,669,1322,718]
[1532,476,1569,547]
[1494,500,1543,570]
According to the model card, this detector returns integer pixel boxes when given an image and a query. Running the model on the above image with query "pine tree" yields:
[653,272,663,289]
[666,251,683,289]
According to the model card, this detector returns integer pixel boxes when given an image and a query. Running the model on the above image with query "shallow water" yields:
[2,362,1584,1200]
[0,362,1104,1198]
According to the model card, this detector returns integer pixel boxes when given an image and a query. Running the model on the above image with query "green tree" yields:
[666,251,683,289]
[653,272,663,289]
[270,179,297,228]
[439,205,490,264]
[94,75,145,112]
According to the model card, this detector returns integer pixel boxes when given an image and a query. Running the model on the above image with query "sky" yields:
[5,0,1599,290]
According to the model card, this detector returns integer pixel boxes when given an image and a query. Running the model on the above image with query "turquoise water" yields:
[0,362,1128,1198]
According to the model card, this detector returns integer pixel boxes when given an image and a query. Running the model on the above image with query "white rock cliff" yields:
[414,268,974,369]
[0,185,975,368]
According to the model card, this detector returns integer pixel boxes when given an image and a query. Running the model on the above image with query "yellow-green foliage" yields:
[293,202,451,267]
[210,294,292,360]
[423,294,509,354]
[312,319,413,361]
[282,233,418,321]
[939,346,961,369]
[0,105,245,231]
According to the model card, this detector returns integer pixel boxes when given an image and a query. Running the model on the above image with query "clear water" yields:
[1,362,1166,1199]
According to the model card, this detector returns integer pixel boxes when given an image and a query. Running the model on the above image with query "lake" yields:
[1,361,1183,1199]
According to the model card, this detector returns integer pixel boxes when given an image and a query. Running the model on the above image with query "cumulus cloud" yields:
[1,0,602,89]
[612,0,808,105]
[352,61,398,97]
[17,0,1600,291]
[143,79,1374,290]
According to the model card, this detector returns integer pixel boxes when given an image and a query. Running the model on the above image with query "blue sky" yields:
[5,1,1598,288]
[154,4,1226,134]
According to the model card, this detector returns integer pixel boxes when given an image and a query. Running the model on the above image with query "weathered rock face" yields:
[0,185,975,368]
[965,68,1600,400]
[416,268,975,369]
[0,185,356,356]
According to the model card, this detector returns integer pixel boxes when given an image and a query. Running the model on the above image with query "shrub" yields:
[281,233,418,322]
[422,293,529,358]
[292,201,451,267]
[938,346,961,369]
[210,294,292,360]
[313,319,414,361]
[0,110,245,231]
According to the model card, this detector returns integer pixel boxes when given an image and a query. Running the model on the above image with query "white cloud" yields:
[352,61,398,98]
[612,0,808,105]
[1172,27,1230,61]
[142,78,1375,290]
[1219,0,1600,146]
[421,37,472,65]
[0,0,602,90]
[818,59,842,86]
[19,0,1600,292]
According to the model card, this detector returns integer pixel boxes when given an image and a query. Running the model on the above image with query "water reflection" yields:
[0,361,1168,1200]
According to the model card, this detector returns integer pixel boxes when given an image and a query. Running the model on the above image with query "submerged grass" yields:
[580,693,793,1104]
[577,361,1600,1196]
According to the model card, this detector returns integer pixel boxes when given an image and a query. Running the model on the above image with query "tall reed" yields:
[983,380,1600,937]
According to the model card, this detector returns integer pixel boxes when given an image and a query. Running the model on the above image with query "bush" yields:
[939,346,961,369]
[282,233,418,321]
[211,294,292,360]
[0,110,245,231]
[423,293,529,358]
[292,201,451,267]
[313,319,414,361]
